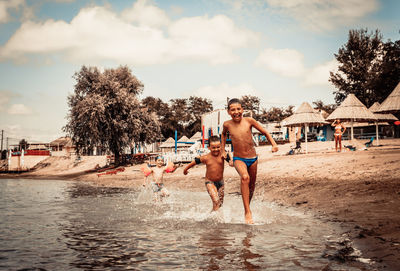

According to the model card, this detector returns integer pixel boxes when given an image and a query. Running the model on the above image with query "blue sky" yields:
[0,0,399,143]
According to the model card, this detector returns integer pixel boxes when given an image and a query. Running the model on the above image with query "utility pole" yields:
[1,130,3,153]
[6,137,9,150]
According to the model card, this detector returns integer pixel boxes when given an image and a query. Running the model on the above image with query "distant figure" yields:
[143,156,178,200]
[183,135,232,212]
[331,119,346,152]
[221,98,278,224]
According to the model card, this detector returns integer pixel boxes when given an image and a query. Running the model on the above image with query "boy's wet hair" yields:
[227,98,242,109]
[209,135,220,143]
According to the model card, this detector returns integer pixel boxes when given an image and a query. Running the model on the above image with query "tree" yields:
[330,28,400,107]
[19,139,29,150]
[186,96,213,136]
[312,100,337,114]
[262,106,294,122]
[64,66,160,163]
[240,95,261,120]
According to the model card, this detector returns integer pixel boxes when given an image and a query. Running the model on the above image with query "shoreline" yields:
[1,139,400,270]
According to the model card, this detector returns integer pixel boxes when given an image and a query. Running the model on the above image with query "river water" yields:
[0,179,373,270]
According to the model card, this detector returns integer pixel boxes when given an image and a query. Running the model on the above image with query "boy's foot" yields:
[245,212,254,224]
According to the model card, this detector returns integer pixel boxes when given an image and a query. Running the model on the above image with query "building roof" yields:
[326,94,376,122]
[376,82,400,113]
[283,102,327,127]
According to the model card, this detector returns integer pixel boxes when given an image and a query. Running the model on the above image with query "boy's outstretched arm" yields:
[221,123,228,158]
[250,118,279,152]
[183,160,196,175]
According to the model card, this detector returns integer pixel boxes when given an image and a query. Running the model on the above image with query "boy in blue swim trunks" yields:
[221,98,278,224]
[183,135,232,212]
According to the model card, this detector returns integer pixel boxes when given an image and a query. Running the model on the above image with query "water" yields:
[0,179,373,270]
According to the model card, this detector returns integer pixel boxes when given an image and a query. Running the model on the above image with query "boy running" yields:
[144,156,177,199]
[183,135,232,212]
[221,98,278,224]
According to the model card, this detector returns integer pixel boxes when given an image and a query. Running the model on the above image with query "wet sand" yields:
[2,138,400,270]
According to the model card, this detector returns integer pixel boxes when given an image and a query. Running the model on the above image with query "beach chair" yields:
[289,140,302,155]
[364,137,374,147]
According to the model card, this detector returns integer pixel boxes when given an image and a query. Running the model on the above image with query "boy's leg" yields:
[161,187,169,197]
[248,160,258,203]
[218,185,224,207]
[206,183,221,211]
[234,160,253,224]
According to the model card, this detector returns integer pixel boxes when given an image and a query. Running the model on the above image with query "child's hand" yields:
[271,145,278,153]
[221,150,227,160]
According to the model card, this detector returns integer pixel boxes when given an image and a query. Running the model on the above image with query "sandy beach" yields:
[2,138,400,270]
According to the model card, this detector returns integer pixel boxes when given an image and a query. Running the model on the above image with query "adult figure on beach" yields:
[331,119,346,152]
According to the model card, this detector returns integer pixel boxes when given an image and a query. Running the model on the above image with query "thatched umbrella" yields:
[283,102,327,153]
[369,102,398,145]
[326,94,376,140]
[376,82,400,113]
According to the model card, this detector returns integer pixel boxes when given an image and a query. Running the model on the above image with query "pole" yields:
[305,124,308,154]
[375,122,379,146]
[1,130,3,153]
[351,120,354,141]
[174,130,177,154]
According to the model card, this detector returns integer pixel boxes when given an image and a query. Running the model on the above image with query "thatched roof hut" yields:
[326,94,377,140]
[369,102,398,121]
[376,82,400,113]
[283,102,327,126]
[326,94,376,122]
[189,132,202,142]
[283,102,327,153]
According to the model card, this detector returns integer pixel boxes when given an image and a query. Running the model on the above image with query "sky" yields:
[0,0,399,144]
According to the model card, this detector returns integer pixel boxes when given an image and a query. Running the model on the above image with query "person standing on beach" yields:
[221,98,278,224]
[183,135,232,212]
[331,119,346,152]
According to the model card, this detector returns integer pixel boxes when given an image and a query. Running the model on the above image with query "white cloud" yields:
[256,47,337,86]
[121,0,170,27]
[8,103,32,115]
[0,0,24,23]
[191,83,260,107]
[266,0,379,31]
[0,90,15,111]
[255,48,305,77]
[0,3,259,65]
[304,59,338,86]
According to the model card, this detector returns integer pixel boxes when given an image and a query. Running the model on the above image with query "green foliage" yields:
[141,96,213,139]
[64,65,160,161]
[262,106,294,122]
[312,100,337,114]
[330,28,400,107]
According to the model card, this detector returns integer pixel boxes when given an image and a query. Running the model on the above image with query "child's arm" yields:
[183,156,202,175]
[221,122,228,158]
[250,118,279,152]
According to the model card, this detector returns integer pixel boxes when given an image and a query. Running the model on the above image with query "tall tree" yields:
[330,28,400,107]
[186,96,213,136]
[240,95,261,119]
[263,106,294,122]
[64,66,160,163]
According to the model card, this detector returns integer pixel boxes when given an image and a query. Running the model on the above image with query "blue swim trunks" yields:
[233,156,258,168]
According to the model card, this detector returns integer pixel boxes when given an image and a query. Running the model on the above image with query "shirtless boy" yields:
[183,135,232,211]
[145,156,177,199]
[221,98,278,224]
